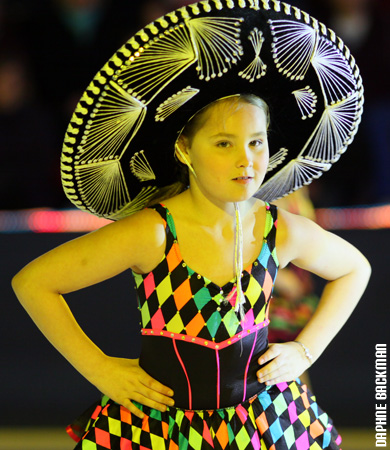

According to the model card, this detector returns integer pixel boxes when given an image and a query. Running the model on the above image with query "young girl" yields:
[12,2,370,449]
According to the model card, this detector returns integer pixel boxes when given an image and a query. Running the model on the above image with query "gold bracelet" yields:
[294,341,313,365]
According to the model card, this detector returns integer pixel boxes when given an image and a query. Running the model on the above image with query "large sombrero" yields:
[61,0,363,220]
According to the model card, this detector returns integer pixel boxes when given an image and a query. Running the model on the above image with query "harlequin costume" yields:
[61,0,364,448]
[67,203,341,449]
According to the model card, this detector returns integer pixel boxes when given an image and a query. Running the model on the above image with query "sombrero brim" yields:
[61,0,363,219]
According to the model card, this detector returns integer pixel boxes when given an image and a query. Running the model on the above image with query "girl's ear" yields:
[175,136,191,165]
[175,136,197,179]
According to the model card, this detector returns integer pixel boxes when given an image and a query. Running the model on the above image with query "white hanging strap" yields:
[233,202,246,320]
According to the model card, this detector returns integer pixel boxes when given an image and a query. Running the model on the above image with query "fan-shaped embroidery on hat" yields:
[130,150,156,182]
[256,157,331,201]
[186,16,244,81]
[155,86,200,122]
[75,159,130,217]
[75,103,88,116]
[66,123,80,136]
[70,112,84,127]
[61,162,79,205]
[292,86,317,119]
[239,28,267,82]
[267,148,288,172]
[109,186,158,220]
[76,83,146,164]
[63,134,76,147]
[117,24,197,104]
[269,19,318,80]
[311,36,357,105]
[303,93,359,162]
[60,1,364,218]
[248,0,261,10]
[61,172,75,193]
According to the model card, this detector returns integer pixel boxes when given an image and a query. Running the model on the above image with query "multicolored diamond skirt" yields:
[68,379,342,450]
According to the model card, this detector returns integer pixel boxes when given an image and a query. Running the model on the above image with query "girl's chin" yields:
[232,182,262,200]
[196,180,262,204]
[223,191,259,204]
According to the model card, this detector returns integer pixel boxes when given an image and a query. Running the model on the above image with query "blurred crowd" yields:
[0,0,389,210]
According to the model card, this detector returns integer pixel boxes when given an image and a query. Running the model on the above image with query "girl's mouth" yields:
[233,176,254,184]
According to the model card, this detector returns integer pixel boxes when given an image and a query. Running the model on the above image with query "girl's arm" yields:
[257,209,371,385]
[12,208,174,418]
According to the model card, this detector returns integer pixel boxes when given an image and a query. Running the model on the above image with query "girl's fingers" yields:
[139,376,175,406]
[141,386,175,407]
[262,374,295,385]
[257,361,287,383]
[123,399,145,420]
[101,359,176,416]
[125,379,175,413]
[258,344,280,365]
[131,391,172,413]
[142,376,174,397]
[257,342,310,384]
[259,370,289,385]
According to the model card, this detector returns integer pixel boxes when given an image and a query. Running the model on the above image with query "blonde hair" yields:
[181,94,270,146]
[145,94,270,206]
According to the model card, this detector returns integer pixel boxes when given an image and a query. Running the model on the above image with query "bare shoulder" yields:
[276,206,321,239]
[275,207,338,268]
[275,207,315,268]
[99,207,167,272]
[13,207,167,294]
[111,207,165,241]
[275,206,370,280]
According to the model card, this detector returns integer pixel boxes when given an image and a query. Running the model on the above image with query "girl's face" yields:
[181,101,269,205]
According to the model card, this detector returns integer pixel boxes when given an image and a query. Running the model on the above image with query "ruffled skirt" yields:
[68,380,341,450]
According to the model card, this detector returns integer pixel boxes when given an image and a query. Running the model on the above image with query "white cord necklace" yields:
[226,202,246,321]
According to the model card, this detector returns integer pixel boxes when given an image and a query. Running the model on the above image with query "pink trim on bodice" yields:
[140,320,269,350]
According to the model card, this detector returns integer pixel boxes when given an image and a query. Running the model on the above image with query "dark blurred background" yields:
[1,0,389,440]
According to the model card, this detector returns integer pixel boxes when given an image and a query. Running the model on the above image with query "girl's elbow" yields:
[356,253,371,283]
[11,266,36,299]
[363,256,372,278]
[11,269,28,297]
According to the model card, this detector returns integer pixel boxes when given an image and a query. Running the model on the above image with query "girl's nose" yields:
[236,147,253,168]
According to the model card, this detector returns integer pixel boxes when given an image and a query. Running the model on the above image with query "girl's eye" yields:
[217,141,231,148]
[250,140,263,147]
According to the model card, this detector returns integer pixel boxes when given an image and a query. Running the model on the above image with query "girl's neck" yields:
[168,186,259,231]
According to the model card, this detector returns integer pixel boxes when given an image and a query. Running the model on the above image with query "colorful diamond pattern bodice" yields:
[70,203,343,449]
[132,203,279,343]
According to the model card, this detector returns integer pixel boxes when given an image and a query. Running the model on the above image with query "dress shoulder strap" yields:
[148,203,177,255]
[264,203,278,253]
